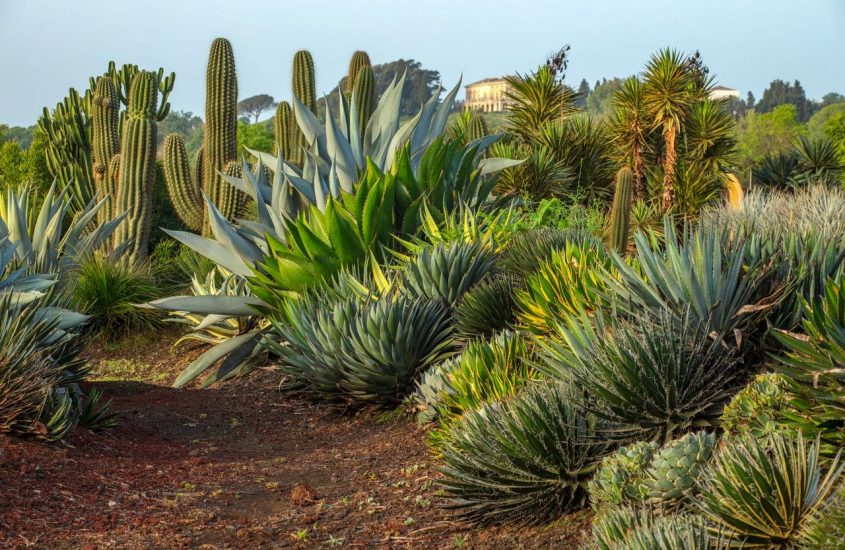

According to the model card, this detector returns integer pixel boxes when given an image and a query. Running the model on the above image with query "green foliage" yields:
[755,79,815,122]
[72,256,159,339]
[697,433,843,547]
[590,440,659,512]
[500,227,597,280]
[429,331,537,445]
[720,373,790,439]
[237,94,275,123]
[803,483,845,549]
[268,287,454,405]
[515,240,612,336]
[592,509,713,550]
[438,382,611,525]
[702,184,845,329]
[454,275,518,340]
[539,308,741,442]
[237,119,274,155]
[585,78,624,118]
[736,104,807,178]
[775,277,845,452]
[402,241,497,307]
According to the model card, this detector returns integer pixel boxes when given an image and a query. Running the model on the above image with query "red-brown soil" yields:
[0,332,591,549]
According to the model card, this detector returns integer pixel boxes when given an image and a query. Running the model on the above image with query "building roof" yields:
[465,77,509,88]
[712,85,738,92]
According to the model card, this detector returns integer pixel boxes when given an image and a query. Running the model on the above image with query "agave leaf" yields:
[142,295,266,316]
[173,330,263,388]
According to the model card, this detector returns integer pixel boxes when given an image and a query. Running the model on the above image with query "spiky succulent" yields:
[438,382,612,525]
[697,433,843,548]
[802,482,845,549]
[720,373,790,439]
[641,432,716,503]
[775,277,845,452]
[589,440,659,512]
[592,508,716,550]
[538,308,742,442]
[408,356,460,424]
[516,241,613,336]
[429,330,537,448]
[454,274,518,340]
[402,241,497,307]
[269,285,453,405]
[499,227,601,280]
[605,218,776,346]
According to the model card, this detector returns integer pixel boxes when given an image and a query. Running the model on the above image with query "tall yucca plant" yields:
[610,77,650,199]
[697,434,843,547]
[504,66,579,141]
[641,48,696,212]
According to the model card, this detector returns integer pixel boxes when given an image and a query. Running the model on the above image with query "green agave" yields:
[0,182,127,274]
[538,308,741,442]
[402,240,497,307]
[454,274,518,340]
[438,382,612,525]
[720,373,790,439]
[500,227,602,280]
[697,433,843,548]
[429,330,537,448]
[775,277,845,452]
[515,239,613,336]
[591,508,717,550]
[267,276,453,405]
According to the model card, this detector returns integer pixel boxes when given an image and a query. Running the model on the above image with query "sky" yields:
[1,0,843,127]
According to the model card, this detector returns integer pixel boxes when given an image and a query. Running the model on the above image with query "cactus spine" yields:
[290,50,316,166]
[91,77,120,223]
[273,101,293,159]
[607,167,633,254]
[114,71,158,265]
[346,50,371,94]
[163,37,242,234]
[353,65,376,135]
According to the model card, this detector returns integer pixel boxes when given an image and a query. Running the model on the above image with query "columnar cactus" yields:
[163,37,242,234]
[273,100,292,160]
[346,50,371,94]
[113,71,158,265]
[290,50,316,166]
[607,166,633,254]
[91,77,120,224]
[352,65,376,136]
[466,112,489,142]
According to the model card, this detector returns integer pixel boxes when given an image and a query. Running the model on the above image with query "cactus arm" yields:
[163,134,204,233]
[91,77,121,226]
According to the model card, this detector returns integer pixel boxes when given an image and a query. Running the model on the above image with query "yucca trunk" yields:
[661,124,677,212]
[632,133,645,201]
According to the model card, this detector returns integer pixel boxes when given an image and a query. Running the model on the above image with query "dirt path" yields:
[0,333,590,549]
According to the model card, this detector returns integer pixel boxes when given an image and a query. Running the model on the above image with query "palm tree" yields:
[610,77,649,200]
[642,48,694,212]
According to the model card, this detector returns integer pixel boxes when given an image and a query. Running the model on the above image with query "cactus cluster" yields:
[163,37,244,235]
[84,63,174,265]
[274,50,376,165]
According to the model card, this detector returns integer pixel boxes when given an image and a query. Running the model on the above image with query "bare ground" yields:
[0,331,591,549]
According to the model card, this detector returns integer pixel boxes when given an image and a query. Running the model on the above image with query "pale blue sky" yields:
[1,0,843,127]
